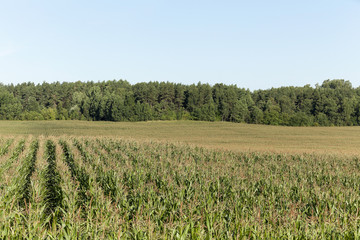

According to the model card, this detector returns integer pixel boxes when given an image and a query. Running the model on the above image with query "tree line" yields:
[0,79,359,126]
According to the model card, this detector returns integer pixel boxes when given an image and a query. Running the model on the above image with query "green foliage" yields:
[41,108,57,120]
[2,78,360,125]
[0,87,22,120]
[21,111,45,120]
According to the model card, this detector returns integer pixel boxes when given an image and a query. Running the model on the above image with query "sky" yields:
[0,0,359,90]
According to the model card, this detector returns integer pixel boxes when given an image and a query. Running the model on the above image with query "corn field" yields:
[1,136,360,239]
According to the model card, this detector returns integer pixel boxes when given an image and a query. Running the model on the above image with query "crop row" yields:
[0,139,25,182]
[74,139,118,202]
[0,139,13,157]
[41,140,64,225]
[13,140,39,208]
[1,137,360,238]
[59,140,90,212]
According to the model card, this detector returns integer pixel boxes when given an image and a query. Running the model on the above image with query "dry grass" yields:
[0,120,359,155]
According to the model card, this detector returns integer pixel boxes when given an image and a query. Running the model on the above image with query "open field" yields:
[0,120,360,155]
[1,136,360,238]
[2,121,360,238]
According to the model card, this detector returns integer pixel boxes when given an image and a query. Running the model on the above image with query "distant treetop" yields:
[0,79,358,126]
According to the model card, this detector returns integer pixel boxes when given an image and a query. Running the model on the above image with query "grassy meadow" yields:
[1,121,360,238]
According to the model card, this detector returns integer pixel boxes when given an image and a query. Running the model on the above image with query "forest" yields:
[0,79,359,126]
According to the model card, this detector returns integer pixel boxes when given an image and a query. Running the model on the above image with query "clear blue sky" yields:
[0,0,359,90]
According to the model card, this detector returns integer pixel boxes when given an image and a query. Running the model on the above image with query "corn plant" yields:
[2,136,360,238]
[0,139,14,156]
[41,140,64,226]
[0,139,25,181]
[74,139,118,202]
[13,139,39,208]
[59,140,90,211]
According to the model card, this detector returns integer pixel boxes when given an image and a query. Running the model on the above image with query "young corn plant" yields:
[74,139,118,202]
[59,140,90,212]
[3,136,360,238]
[13,139,39,208]
[41,140,64,227]
[0,139,14,157]
[0,139,25,181]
